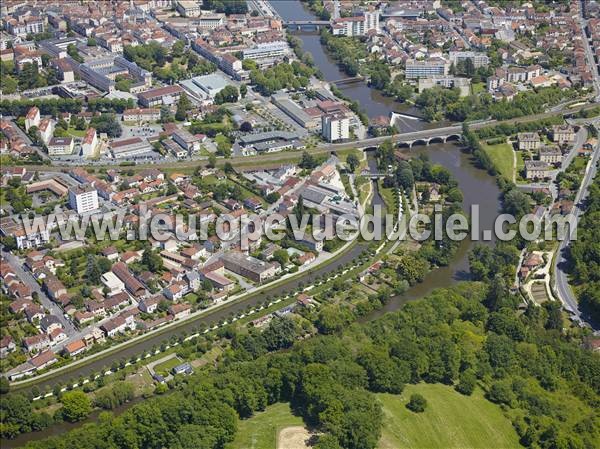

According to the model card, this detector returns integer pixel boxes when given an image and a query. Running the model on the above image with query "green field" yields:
[377,384,521,449]
[67,127,87,138]
[153,357,181,376]
[481,141,514,181]
[377,180,397,216]
[226,402,305,449]
[472,82,486,95]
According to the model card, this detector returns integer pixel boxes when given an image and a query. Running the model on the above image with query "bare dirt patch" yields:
[277,426,312,449]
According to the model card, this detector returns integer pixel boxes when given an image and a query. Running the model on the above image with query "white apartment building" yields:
[243,41,289,64]
[68,184,99,214]
[25,106,40,132]
[38,118,55,145]
[331,8,379,37]
[322,113,350,142]
[418,76,471,96]
[448,51,490,68]
[81,127,98,157]
[47,137,74,156]
[405,58,449,79]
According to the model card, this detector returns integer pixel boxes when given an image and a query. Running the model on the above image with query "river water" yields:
[271,0,433,127]
[271,0,502,307]
[4,3,502,446]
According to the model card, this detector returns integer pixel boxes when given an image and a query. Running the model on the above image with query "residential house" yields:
[168,303,191,319]
[23,333,50,353]
[525,160,552,179]
[518,132,541,151]
[111,262,146,298]
[40,315,62,333]
[63,339,87,357]
[552,124,576,145]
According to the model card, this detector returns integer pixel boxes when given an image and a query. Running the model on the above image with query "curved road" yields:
[554,123,600,331]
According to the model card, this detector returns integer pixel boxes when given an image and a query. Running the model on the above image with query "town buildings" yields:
[518,132,541,151]
[47,137,75,156]
[221,252,278,283]
[68,184,99,214]
[405,58,449,79]
[322,113,350,142]
[525,160,552,179]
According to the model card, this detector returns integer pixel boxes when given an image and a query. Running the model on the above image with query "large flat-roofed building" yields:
[448,51,490,68]
[418,76,471,96]
[243,41,289,67]
[238,130,304,153]
[47,137,74,156]
[176,0,201,17]
[221,252,278,283]
[180,73,229,102]
[137,85,184,107]
[70,56,152,93]
[110,137,153,159]
[69,184,99,214]
[405,58,449,79]
[38,37,79,59]
[271,94,320,130]
[172,129,201,153]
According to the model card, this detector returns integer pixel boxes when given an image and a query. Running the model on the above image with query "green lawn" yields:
[226,402,305,449]
[378,180,397,216]
[377,384,521,449]
[472,82,486,95]
[481,141,514,181]
[67,127,87,138]
[153,357,181,376]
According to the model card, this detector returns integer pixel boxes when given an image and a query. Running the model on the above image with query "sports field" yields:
[226,402,307,449]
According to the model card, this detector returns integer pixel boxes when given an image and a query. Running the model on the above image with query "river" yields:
[4,3,502,446]
[270,0,502,309]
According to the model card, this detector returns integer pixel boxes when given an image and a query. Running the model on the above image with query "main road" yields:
[14,103,600,174]
[553,120,600,331]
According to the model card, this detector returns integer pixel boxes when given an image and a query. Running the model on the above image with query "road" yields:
[11,102,598,174]
[553,122,600,331]
[1,249,76,336]
[578,2,600,101]
[516,126,588,199]
[9,158,385,392]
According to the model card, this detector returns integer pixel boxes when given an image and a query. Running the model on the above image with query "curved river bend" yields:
[3,2,502,446]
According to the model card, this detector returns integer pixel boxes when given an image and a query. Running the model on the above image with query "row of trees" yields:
[417,85,577,122]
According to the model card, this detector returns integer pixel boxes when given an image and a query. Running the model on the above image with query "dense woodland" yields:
[567,175,600,322]
[4,275,597,449]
